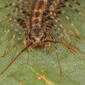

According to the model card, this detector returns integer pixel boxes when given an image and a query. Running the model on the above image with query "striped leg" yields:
[0,3,17,9]
[71,0,85,9]
[54,16,85,55]
[16,18,29,40]
[0,1,29,58]
[65,2,85,18]
[57,17,81,42]
[55,17,73,44]
[60,10,85,40]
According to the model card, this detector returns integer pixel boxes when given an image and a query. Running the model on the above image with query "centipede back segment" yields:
[0,0,85,85]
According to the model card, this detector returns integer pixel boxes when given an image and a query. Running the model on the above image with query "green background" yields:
[0,0,85,85]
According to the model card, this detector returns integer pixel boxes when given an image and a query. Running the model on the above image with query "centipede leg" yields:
[0,29,10,44]
[71,0,85,9]
[54,11,81,42]
[0,16,12,26]
[57,17,80,42]
[0,34,15,58]
[11,36,21,61]
[0,42,32,77]
[54,3,85,41]
[62,10,85,40]
[49,35,63,74]
[51,11,82,54]
[16,18,29,40]
[55,17,74,44]
[0,0,30,10]
[55,46,62,74]
[62,39,85,55]
[58,10,80,39]
[65,2,85,18]
[0,2,30,24]
[0,3,17,9]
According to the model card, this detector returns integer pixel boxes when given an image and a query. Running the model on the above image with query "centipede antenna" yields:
[0,42,32,77]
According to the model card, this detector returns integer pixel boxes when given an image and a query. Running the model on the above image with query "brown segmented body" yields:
[29,0,54,47]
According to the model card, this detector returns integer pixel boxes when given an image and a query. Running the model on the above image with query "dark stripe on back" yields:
[37,0,44,9]
[35,12,40,17]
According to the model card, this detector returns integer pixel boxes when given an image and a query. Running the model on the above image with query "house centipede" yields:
[0,0,85,77]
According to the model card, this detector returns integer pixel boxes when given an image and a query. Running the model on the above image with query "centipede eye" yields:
[43,32,46,38]
[29,33,32,39]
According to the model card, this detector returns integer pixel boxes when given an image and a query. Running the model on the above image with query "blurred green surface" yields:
[0,0,85,85]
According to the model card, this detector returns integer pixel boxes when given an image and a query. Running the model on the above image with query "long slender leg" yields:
[54,1,85,39]
[0,42,32,77]
[0,11,29,59]
[60,10,85,40]
[55,46,62,74]
[0,30,10,44]
[46,13,73,44]
[71,0,85,9]
[56,17,80,42]
[0,16,12,26]
[55,17,73,44]
[58,0,85,9]
[11,36,21,61]
[0,3,30,41]
[49,15,85,55]
[0,1,30,24]
[65,2,85,18]
[56,10,81,40]
[0,0,30,10]
[0,35,15,58]
[55,0,85,18]
[0,3,17,9]
[48,7,85,55]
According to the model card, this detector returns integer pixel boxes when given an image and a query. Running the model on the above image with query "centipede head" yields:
[29,30,47,47]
